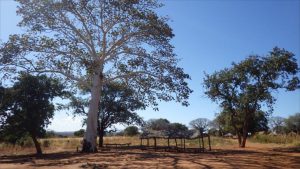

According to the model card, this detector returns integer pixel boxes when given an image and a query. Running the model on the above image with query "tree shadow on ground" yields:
[0,148,299,168]
[272,146,300,153]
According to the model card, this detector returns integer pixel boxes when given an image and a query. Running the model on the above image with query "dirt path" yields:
[0,145,299,169]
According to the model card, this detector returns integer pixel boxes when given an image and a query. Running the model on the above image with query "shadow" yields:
[0,151,84,165]
[272,146,300,153]
[0,148,299,168]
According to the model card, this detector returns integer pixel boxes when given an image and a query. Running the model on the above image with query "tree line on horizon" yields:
[0,0,299,155]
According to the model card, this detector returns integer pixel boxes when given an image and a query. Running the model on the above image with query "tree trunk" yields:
[82,73,102,153]
[237,132,242,147]
[241,132,248,148]
[240,118,249,148]
[31,135,42,155]
[98,127,104,148]
[167,138,170,148]
[201,131,204,150]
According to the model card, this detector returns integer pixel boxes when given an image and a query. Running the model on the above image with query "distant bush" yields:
[115,130,125,136]
[124,126,139,136]
[74,129,85,137]
[45,130,56,138]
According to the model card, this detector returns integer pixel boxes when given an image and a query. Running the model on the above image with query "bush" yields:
[74,129,85,137]
[124,126,139,136]
[45,130,56,138]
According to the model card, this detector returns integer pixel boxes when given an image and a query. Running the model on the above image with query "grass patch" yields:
[249,134,300,145]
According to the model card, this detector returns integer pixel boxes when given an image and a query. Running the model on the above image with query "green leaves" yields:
[204,47,299,113]
[204,47,299,147]
[0,73,66,144]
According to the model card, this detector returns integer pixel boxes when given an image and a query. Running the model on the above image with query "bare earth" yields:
[0,143,299,169]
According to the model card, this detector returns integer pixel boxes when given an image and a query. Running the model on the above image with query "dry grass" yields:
[249,134,300,146]
[0,141,299,169]
[0,135,297,155]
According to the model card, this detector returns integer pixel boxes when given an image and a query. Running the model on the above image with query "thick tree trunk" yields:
[98,127,104,147]
[31,135,42,155]
[82,73,102,153]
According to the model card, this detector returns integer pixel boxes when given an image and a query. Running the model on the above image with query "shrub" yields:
[74,129,85,137]
[124,126,139,136]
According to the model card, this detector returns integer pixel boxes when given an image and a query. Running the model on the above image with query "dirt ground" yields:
[0,143,299,169]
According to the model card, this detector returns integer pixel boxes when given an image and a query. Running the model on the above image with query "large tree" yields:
[0,74,66,155]
[0,0,192,152]
[204,47,299,147]
[70,82,145,147]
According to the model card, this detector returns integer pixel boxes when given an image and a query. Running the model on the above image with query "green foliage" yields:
[165,122,189,137]
[204,47,300,147]
[45,130,57,138]
[285,113,300,133]
[16,135,34,147]
[0,0,192,152]
[70,82,145,134]
[0,0,192,108]
[0,74,66,154]
[144,118,170,131]
[74,129,85,137]
[124,126,139,136]
[215,110,269,135]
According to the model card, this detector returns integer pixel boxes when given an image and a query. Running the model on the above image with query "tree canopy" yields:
[124,126,139,136]
[285,113,300,133]
[269,116,286,134]
[204,47,299,147]
[0,0,192,152]
[0,74,66,155]
[189,118,211,133]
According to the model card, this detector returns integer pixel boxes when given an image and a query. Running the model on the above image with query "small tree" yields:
[204,47,299,147]
[285,113,300,134]
[269,116,286,134]
[144,118,170,131]
[165,122,189,137]
[0,74,66,155]
[124,126,139,136]
[189,118,210,134]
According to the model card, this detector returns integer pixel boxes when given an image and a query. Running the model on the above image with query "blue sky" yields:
[1,0,299,131]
